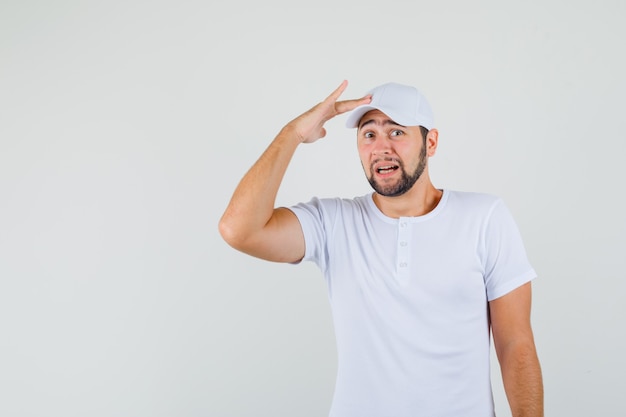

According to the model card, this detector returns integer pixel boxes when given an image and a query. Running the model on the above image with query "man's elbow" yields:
[218,209,304,263]
[218,215,249,251]
[496,338,540,369]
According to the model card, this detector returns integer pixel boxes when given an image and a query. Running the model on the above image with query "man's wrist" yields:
[278,124,306,145]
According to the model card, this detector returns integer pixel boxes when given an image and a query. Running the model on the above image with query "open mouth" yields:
[375,163,400,175]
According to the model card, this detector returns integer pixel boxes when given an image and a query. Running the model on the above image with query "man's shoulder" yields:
[294,193,372,208]
[445,189,503,213]
[290,193,373,217]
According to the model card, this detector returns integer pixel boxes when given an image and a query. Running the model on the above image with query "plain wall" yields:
[1,0,625,416]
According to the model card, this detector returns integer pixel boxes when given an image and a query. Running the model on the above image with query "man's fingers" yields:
[290,81,371,143]
[322,80,372,116]
[335,95,372,115]
[325,80,349,103]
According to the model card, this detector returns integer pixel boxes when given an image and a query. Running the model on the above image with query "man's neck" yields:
[372,182,443,219]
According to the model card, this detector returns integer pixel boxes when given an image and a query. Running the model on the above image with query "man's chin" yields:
[377,189,409,197]
[369,181,408,197]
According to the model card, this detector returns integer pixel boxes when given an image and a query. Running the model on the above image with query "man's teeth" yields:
[377,165,398,173]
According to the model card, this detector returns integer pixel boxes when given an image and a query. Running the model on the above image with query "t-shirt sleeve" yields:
[482,199,537,301]
[288,197,330,272]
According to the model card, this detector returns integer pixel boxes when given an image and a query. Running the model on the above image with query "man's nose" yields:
[372,138,392,155]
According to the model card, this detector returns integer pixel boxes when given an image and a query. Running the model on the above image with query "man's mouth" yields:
[376,164,399,175]
[373,158,401,176]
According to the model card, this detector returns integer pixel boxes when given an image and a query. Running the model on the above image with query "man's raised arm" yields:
[218,81,371,263]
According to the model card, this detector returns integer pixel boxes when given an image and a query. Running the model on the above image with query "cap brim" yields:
[345,105,425,129]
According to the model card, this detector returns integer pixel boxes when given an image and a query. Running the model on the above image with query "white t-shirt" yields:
[289,190,536,417]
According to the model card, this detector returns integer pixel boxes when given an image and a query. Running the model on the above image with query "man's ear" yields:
[426,128,439,157]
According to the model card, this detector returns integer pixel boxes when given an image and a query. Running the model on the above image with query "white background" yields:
[1,0,625,416]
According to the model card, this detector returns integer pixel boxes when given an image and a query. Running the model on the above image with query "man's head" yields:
[346,83,438,197]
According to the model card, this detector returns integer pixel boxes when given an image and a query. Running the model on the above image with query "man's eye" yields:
[364,132,374,138]
[390,129,404,137]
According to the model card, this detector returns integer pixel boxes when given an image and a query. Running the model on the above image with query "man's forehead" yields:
[358,110,404,129]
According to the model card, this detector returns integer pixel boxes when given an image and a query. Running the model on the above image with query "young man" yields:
[219,81,544,417]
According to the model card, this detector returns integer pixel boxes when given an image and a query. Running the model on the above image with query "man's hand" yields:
[285,80,372,144]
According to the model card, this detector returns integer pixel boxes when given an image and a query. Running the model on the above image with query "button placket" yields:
[397,219,411,282]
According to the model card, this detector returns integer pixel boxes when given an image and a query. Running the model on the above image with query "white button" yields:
[400,241,407,247]
[399,262,407,268]
[400,222,407,227]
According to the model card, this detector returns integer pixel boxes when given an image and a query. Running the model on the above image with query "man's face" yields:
[357,110,428,197]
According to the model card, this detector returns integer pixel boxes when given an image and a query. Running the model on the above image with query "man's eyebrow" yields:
[359,119,406,129]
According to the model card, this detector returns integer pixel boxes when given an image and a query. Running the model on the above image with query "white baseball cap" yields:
[345,82,434,129]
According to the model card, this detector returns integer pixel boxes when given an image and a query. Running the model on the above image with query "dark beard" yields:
[366,146,427,197]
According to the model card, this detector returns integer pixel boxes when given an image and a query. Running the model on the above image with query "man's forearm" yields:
[219,81,371,257]
[500,342,544,417]
[219,126,300,244]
